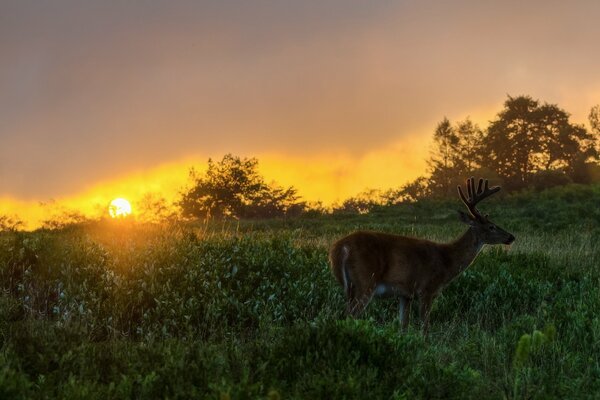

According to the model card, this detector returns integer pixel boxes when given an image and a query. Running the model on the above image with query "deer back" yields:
[330,231,449,298]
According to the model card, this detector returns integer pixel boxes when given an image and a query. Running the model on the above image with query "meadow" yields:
[1,184,600,399]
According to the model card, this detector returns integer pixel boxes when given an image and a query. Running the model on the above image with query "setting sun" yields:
[108,198,132,218]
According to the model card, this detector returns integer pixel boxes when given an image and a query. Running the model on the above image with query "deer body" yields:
[329,178,515,334]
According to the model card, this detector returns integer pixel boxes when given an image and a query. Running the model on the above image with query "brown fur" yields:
[329,178,515,334]
[329,229,486,334]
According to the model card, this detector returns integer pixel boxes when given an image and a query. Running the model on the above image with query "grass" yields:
[1,183,600,399]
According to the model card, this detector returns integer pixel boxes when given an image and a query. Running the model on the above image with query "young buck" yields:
[329,177,515,334]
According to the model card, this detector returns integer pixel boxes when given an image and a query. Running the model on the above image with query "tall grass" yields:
[1,184,599,399]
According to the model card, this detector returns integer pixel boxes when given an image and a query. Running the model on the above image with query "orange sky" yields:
[0,133,431,228]
[1,1,600,228]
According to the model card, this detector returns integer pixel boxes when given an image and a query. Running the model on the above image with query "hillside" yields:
[1,184,599,399]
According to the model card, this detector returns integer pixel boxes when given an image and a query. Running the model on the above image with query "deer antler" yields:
[457,177,500,220]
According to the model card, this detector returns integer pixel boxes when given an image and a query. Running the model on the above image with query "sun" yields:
[108,198,132,218]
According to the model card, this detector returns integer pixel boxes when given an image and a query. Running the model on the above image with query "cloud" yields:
[0,136,431,228]
[1,0,599,203]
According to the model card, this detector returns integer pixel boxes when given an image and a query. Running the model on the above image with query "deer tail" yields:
[329,243,353,298]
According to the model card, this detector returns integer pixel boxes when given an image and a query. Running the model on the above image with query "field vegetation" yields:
[1,183,600,399]
[2,94,599,398]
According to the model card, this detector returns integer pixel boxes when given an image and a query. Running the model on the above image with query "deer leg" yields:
[419,295,434,336]
[345,283,356,315]
[399,296,412,330]
[347,287,375,318]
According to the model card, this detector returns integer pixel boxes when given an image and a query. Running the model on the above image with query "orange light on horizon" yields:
[0,140,430,229]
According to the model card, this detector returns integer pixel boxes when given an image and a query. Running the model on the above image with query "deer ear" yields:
[457,210,476,226]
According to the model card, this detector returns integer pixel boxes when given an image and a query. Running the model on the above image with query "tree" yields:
[482,95,542,189]
[427,118,465,196]
[481,95,595,189]
[589,105,600,136]
[179,154,303,219]
[455,117,483,172]
[394,176,431,203]
[536,104,595,174]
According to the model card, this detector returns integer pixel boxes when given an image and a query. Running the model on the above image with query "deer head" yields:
[457,177,515,245]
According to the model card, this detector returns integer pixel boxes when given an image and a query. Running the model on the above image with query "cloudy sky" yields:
[1,0,600,226]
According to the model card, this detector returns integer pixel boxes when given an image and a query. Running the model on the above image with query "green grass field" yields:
[2,184,600,399]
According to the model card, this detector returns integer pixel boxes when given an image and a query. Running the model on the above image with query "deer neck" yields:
[444,228,484,282]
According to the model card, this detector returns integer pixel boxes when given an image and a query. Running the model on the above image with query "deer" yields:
[329,177,515,335]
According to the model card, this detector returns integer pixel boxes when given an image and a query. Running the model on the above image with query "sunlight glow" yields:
[108,198,132,218]
[0,144,430,229]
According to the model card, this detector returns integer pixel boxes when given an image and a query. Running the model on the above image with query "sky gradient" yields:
[2,1,600,227]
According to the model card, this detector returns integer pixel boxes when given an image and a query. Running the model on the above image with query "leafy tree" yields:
[394,176,431,203]
[481,95,596,189]
[589,105,600,135]
[179,154,303,219]
[482,95,542,189]
[537,104,595,174]
[242,183,303,218]
[427,118,465,196]
[455,117,484,172]
[589,105,600,157]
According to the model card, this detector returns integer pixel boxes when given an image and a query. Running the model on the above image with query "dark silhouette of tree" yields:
[395,176,431,203]
[537,104,595,174]
[482,95,542,189]
[456,117,484,173]
[481,95,596,189]
[428,118,465,196]
[590,105,600,136]
[242,183,302,218]
[179,154,303,219]
[589,105,600,154]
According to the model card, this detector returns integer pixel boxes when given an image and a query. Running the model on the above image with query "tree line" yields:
[177,95,600,219]
[3,94,598,228]
[423,95,599,197]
